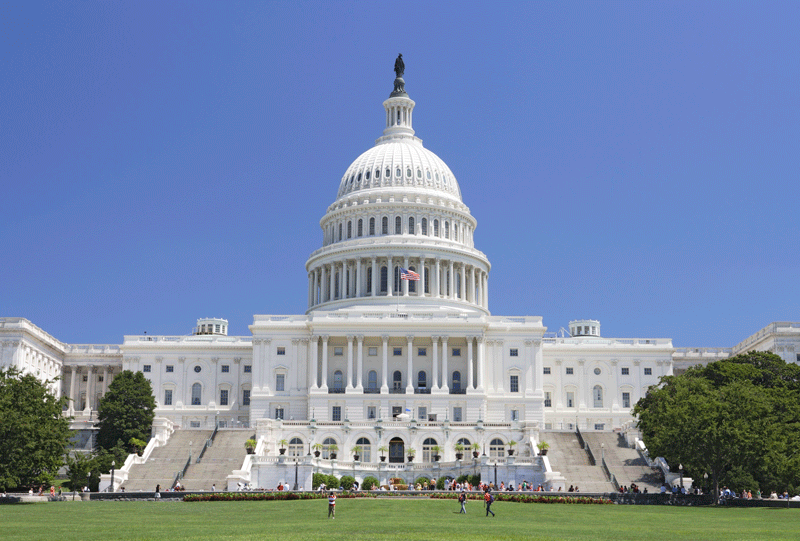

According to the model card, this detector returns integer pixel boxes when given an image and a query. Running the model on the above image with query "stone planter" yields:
[455,453,463,460]
[380,456,386,462]
[279,448,286,455]
[507,449,515,456]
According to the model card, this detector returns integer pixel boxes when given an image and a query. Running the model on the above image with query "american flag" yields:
[400,268,420,281]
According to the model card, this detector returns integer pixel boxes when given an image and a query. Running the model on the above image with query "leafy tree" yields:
[339,475,356,490]
[361,476,379,490]
[634,351,800,498]
[0,368,72,491]
[95,370,156,454]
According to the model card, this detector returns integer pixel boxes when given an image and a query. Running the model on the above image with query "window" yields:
[594,367,601,375]
[393,347,402,356]
[357,219,363,237]
[277,347,286,356]
[510,374,519,393]
[511,409,519,421]
[621,367,629,375]
[356,437,371,462]
[367,406,376,419]
[334,346,343,356]
[566,391,575,408]
[380,266,388,293]
[368,347,377,356]
[644,367,652,375]
[222,365,230,373]
[453,407,463,422]
[544,391,552,407]
[444,221,449,239]
[408,266,416,293]
[276,374,285,392]
[489,438,504,458]
[382,216,388,235]
[242,389,250,406]
[191,383,202,405]
[421,218,428,235]
[566,367,574,375]
[408,216,415,235]
[83,375,87,382]
[333,370,343,391]
[163,389,173,406]
[367,267,373,293]
[452,348,461,356]
[166,365,174,373]
[338,223,342,241]
[433,219,439,236]
[395,216,401,234]
[452,371,461,392]
[367,371,378,391]
[418,407,427,422]
[417,370,427,389]
[593,385,603,408]
[347,221,352,239]
[322,437,337,459]
[392,371,402,390]
[244,365,252,373]
[289,437,303,457]
[422,437,437,462]
[622,392,631,408]
[143,365,151,373]
[190,421,201,428]
[194,366,201,373]
[510,348,519,357]
[220,389,229,406]
[595,423,605,430]
[543,367,551,375]
[275,407,284,420]
[418,347,427,356]
[369,217,375,235]
[332,406,341,422]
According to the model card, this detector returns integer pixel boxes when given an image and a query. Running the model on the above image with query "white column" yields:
[346,335,355,392]
[310,336,319,390]
[371,258,377,297]
[320,336,329,391]
[262,339,272,394]
[555,360,563,409]
[68,366,77,414]
[329,264,335,301]
[292,339,300,391]
[419,256,426,297]
[483,272,489,309]
[467,337,474,391]
[611,360,619,409]
[460,264,466,301]
[525,340,535,394]
[386,256,393,297]
[102,365,109,396]
[476,337,485,392]
[356,258,362,298]
[434,258,441,297]
[494,340,504,392]
[356,335,364,392]
[431,336,440,391]
[403,256,409,296]
[406,335,414,393]
[85,366,95,412]
[441,337,449,392]
[308,272,313,307]
[579,360,587,409]
[634,360,642,404]
[448,260,454,299]
[381,335,389,393]
[476,270,482,308]
[321,265,328,303]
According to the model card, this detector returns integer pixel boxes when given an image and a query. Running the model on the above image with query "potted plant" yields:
[351,445,362,461]
[327,443,338,460]
[378,445,388,462]
[278,438,288,455]
[507,440,517,456]
[430,445,442,461]
[312,443,323,458]
[245,438,257,454]
[538,441,549,456]
[454,442,464,460]
[471,442,481,458]
[406,448,416,462]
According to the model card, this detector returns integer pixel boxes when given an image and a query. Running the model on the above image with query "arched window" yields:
[380,266,388,293]
[454,225,458,242]
[393,370,402,390]
[322,437,337,459]
[393,266,401,293]
[421,218,428,235]
[382,217,388,235]
[452,371,461,392]
[375,169,380,179]
[444,221,450,239]
[289,437,303,457]
[408,266,417,293]
[366,267,373,294]
[347,221,352,239]
[367,370,378,392]
[457,437,471,448]
[417,370,427,390]
[369,217,375,235]
[395,216,401,234]
[422,437,438,462]
[389,437,404,463]
[489,438,505,458]
[365,170,370,181]
[385,168,390,179]
[338,223,342,241]
[333,370,343,391]
[191,383,202,405]
[334,273,340,299]
[396,167,401,178]
[433,219,439,237]
[408,216,415,235]
[357,219,363,237]
[406,167,411,178]
[356,437,371,462]
[593,385,603,408]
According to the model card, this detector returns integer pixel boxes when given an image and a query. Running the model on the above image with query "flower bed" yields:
[429,493,614,505]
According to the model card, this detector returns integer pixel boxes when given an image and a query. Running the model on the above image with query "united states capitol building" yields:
[2,59,798,492]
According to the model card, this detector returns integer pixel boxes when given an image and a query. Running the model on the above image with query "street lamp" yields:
[110,460,115,493]
[293,458,299,491]
[703,472,708,495]
[601,443,605,462]
[494,461,498,488]
[678,464,683,491]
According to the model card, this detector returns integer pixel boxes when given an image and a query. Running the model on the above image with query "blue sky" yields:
[1,1,798,347]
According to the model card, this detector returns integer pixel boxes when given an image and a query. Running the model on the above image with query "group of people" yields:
[619,484,647,494]
[456,488,497,517]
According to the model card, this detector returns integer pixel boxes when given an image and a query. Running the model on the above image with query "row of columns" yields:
[308,334,487,394]
[63,365,116,413]
[325,214,473,248]
[308,256,488,308]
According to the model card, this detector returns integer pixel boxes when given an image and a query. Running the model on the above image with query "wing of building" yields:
[2,59,798,491]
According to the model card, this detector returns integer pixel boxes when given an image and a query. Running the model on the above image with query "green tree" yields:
[95,370,156,454]
[634,351,800,498]
[0,368,72,491]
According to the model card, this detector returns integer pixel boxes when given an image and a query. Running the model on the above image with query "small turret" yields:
[569,319,600,338]
[193,318,228,336]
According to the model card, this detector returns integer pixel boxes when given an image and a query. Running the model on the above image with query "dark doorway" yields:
[389,437,405,463]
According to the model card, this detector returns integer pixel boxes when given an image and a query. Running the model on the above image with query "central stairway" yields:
[542,432,614,493]
[122,430,212,492]
[580,432,662,492]
[179,431,253,491]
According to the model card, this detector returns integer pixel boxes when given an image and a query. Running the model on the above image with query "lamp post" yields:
[494,461,498,488]
[293,458,299,491]
[678,464,683,491]
[601,443,605,462]
[703,473,708,496]
[110,460,115,493]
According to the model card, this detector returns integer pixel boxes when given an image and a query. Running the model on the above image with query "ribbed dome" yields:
[336,139,463,202]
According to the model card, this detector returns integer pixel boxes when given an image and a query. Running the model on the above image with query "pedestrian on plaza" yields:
[484,488,495,517]
[458,490,467,514]
[328,492,336,518]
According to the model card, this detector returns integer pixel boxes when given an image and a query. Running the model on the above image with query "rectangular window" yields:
[453,407,463,422]
[242,389,250,406]
[334,347,343,356]
[544,391,552,408]
[222,365,230,373]
[567,391,575,408]
[143,365,151,373]
[163,389,173,406]
[220,389,229,406]
[393,347,402,356]
[367,406,376,420]
[368,347,378,356]
[277,347,286,356]
[418,406,427,421]
[622,392,631,408]
[594,423,605,431]
[332,406,341,421]
[509,348,519,357]
[166,365,174,373]
[244,365,252,373]
[418,347,427,356]
[510,375,519,393]
[275,407,284,420]
[452,348,461,356]
[644,367,652,375]
[190,421,201,428]
[276,374,285,392]
[543,366,551,375]
[83,375,88,382]
[511,409,519,421]
[566,367,574,375]
[621,367,629,375]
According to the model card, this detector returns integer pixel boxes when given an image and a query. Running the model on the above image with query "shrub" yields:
[361,476,379,490]
[415,476,430,487]
[339,476,356,491]
[436,477,447,490]
[325,474,340,489]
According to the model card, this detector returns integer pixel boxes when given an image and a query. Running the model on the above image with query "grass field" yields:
[3,499,799,541]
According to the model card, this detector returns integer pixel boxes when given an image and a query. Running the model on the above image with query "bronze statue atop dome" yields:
[390,54,408,97]
[394,54,405,78]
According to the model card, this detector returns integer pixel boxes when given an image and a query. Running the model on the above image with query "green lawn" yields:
[3,499,798,541]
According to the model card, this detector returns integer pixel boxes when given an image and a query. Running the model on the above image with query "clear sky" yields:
[1,1,798,348]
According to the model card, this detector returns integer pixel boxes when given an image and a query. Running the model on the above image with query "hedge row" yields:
[184,491,612,504]
[429,493,614,505]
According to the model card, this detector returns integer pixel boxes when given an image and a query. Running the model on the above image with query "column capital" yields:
[381,334,390,342]
[633,360,641,366]
[441,335,449,344]
[431,335,439,342]
[476,336,484,344]
[356,335,364,343]
[347,335,355,342]
[524,339,533,346]
[322,335,330,343]
[406,335,414,343]
[611,359,618,366]
[291,338,300,345]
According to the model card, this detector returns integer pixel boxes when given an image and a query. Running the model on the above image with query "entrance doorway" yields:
[389,437,405,463]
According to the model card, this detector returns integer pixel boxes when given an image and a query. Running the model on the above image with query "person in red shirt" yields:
[328,492,336,518]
